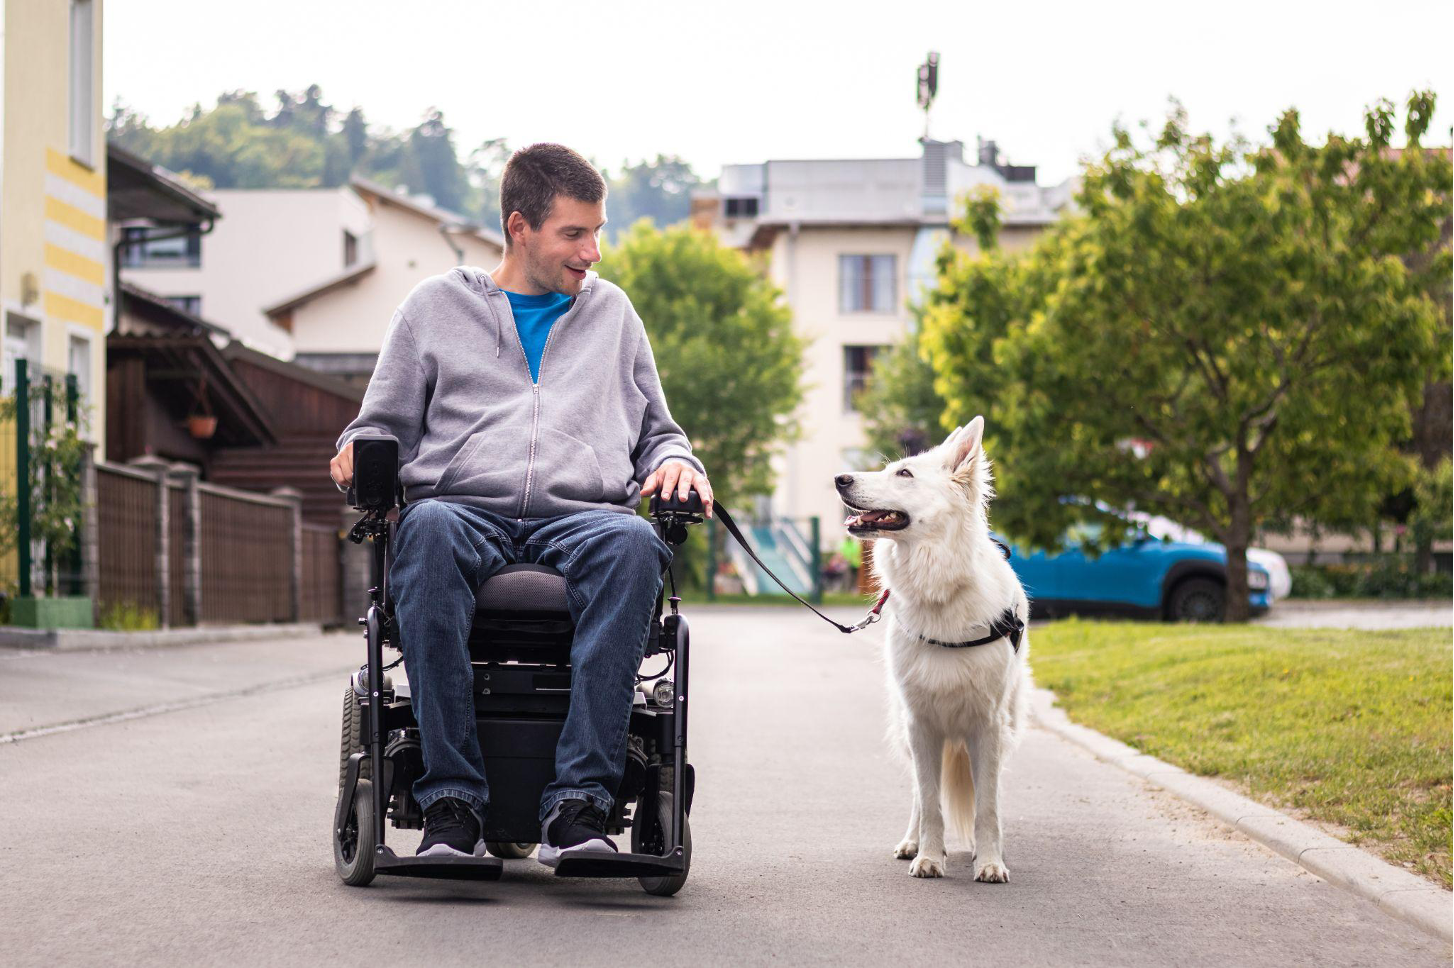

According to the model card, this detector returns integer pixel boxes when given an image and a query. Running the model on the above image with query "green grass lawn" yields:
[1030,620,1452,888]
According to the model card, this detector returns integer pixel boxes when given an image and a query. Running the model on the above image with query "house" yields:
[118,184,371,360]
[1,0,106,594]
[696,137,1075,535]
[119,176,505,387]
[271,177,504,388]
[1,0,107,425]
[108,281,365,527]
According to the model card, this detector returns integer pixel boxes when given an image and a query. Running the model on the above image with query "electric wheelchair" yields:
[332,435,703,895]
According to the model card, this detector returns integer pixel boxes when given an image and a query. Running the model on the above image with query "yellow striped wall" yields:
[1,0,107,596]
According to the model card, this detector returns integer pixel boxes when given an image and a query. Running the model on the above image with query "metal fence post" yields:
[705,515,717,601]
[810,516,822,604]
[65,376,81,596]
[16,359,30,599]
[79,443,99,624]
[42,375,53,595]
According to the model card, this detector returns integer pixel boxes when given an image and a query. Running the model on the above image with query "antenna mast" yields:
[916,51,939,141]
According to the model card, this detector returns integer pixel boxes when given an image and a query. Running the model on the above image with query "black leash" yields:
[713,504,887,632]
[711,503,1023,650]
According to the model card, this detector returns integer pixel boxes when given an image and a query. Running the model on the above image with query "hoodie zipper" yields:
[499,290,584,521]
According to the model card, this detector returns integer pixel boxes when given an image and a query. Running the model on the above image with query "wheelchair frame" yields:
[332,436,704,893]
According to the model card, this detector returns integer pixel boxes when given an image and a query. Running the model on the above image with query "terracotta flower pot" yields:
[187,415,218,439]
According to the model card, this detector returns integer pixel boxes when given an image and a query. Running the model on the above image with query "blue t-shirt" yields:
[503,289,573,384]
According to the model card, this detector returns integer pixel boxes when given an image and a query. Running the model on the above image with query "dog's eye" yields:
[896,468,913,478]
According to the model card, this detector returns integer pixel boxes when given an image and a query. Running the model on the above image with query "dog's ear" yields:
[944,415,984,472]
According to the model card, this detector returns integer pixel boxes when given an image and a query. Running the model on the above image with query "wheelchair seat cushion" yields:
[476,563,571,614]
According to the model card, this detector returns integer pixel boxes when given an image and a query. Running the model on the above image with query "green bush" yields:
[99,601,161,631]
[1289,557,1452,600]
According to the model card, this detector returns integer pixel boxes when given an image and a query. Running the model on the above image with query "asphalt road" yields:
[1,605,1447,967]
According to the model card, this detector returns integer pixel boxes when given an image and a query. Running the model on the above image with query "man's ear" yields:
[944,415,984,472]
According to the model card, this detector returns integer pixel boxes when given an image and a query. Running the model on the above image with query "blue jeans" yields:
[388,498,673,824]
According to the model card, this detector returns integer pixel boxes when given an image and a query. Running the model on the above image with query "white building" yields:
[699,138,1075,539]
[119,177,504,376]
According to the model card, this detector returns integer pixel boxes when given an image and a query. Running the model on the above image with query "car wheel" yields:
[1168,577,1225,622]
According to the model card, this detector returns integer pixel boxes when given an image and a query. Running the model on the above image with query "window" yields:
[69,0,95,166]
[164,295,202,316]
[843,345,887,412]
[67,333,92,411]
[343,230,359,267]
[839,255,896,313]
[3,314,40,394]
[120,226,202,268]
[723,197,759,218]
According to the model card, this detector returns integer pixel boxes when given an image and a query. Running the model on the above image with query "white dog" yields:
[835,416,1031,881]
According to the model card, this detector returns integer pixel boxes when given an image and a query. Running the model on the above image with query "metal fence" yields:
[1,359,85,598]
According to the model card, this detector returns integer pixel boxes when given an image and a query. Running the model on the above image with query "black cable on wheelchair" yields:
[636,650,674,684]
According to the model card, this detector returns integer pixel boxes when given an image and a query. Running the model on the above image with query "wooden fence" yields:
[93,457,344,628]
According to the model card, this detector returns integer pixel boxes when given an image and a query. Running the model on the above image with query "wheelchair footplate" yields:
[374,847,504,881]
[551,849,686,879]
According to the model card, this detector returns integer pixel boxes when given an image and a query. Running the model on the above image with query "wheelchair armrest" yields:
[649,488,704,517]
[345,435,401,511]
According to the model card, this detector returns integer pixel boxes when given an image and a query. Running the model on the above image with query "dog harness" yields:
[913,607,1025,653]
[712,504,1025,651]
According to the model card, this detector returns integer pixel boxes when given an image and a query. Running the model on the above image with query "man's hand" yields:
[329,441,355,489]
[641,459,714,518]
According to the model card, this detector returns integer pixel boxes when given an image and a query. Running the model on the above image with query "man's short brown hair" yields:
[499,143,607,247]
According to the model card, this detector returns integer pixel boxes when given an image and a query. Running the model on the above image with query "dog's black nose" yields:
[834,474,853,490]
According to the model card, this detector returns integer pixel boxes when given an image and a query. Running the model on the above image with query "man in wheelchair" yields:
[329,143,712,879]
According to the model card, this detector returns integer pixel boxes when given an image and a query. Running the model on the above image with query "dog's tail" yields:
[942,740,975,845]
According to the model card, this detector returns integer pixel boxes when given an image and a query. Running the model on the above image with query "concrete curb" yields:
[1031,687,1452,945]
[0,622,328,652]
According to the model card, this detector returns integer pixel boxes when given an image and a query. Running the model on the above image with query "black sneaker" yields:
[538,799,618,867]
[417,797,486,857]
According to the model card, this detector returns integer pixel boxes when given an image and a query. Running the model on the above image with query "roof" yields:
[349,176,506,248]
[107,331,277,447]
[261,260,376,319]
[119,281,232,337]
[259,178,507,319]
[221,340,364,403]
[107,143,222,224]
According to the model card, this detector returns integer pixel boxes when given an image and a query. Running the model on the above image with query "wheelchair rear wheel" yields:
[630,793,691,896]
[335,778,378,886]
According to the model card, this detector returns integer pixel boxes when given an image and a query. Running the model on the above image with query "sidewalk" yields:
[0,621,326,652]
[1253,598,1451,630]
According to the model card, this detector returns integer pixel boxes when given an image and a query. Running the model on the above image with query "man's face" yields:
[508,195,606,296]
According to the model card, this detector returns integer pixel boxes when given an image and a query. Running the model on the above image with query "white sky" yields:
[104,0,1453,186]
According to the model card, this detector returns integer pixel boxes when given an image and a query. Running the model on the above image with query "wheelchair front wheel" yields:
[631,793,691,897]
[486,842,536,859]
[334,778,378,887]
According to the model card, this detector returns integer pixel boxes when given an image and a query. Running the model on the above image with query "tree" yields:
[859,185,999,464]
[857,313,946,463]
[604,155,704,241]
[919,93,1451,620]
[596,222,805,510]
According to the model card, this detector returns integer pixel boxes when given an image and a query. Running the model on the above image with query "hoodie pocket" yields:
[529,427,604,510]
[436,429,526,499]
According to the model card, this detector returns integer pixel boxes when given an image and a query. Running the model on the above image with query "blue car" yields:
[996,521,1272,622]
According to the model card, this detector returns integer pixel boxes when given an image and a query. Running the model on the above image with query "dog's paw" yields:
[893,839,918,860]
[974,860,1009,883]
[909,854,946,878]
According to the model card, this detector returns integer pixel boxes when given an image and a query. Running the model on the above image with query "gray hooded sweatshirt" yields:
[335,266,704,520]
